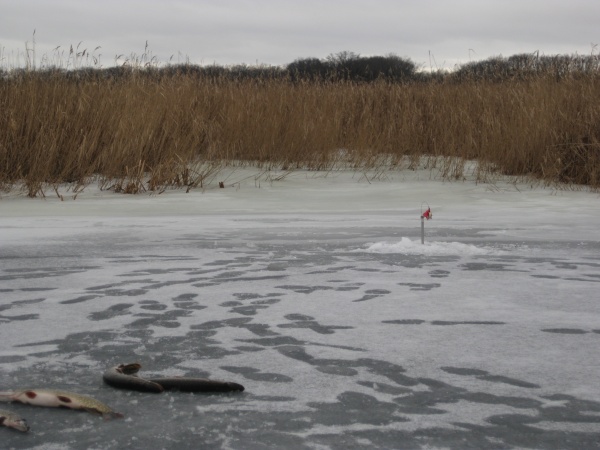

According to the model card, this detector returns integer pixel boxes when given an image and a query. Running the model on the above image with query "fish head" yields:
[11,418,30,432]
[117,363,142,375]
[0,415,29,432]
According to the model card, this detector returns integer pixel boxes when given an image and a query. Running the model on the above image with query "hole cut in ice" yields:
[363,237,498,256]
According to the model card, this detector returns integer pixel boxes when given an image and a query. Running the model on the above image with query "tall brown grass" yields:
[1,65,599,196]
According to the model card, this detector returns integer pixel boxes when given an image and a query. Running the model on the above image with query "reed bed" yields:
[1,62,599,196]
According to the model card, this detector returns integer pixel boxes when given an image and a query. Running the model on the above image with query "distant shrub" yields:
[286,57,329,82]
[451,53,600,82]
[287,52,417,82]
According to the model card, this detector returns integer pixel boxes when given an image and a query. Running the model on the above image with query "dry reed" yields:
[1,63,599,196]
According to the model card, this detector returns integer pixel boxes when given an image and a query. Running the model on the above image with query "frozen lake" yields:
[1,168,600,449]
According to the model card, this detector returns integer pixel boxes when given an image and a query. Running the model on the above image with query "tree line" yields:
[3,50,598,83]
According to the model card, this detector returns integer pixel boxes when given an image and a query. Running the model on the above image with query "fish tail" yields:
[0,391,15,402]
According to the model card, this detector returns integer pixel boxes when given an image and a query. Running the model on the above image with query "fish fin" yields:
[84,407,103,416]
[84,407,123,419]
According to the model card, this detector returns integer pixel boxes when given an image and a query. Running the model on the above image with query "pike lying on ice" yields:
[0,389,123,419]
[103,362,245,393]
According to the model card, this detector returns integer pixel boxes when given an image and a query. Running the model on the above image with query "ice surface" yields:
[1,168,600,449]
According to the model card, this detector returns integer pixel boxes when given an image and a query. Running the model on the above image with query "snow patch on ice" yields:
[363,237,500,256]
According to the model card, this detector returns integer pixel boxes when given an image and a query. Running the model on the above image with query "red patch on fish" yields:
[58,395,72,403]
[25,391,37,399]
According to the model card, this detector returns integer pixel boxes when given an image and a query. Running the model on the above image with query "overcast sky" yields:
[1,0,599,70]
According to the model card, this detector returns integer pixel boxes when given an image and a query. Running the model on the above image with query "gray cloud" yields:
[1,0,598,69]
